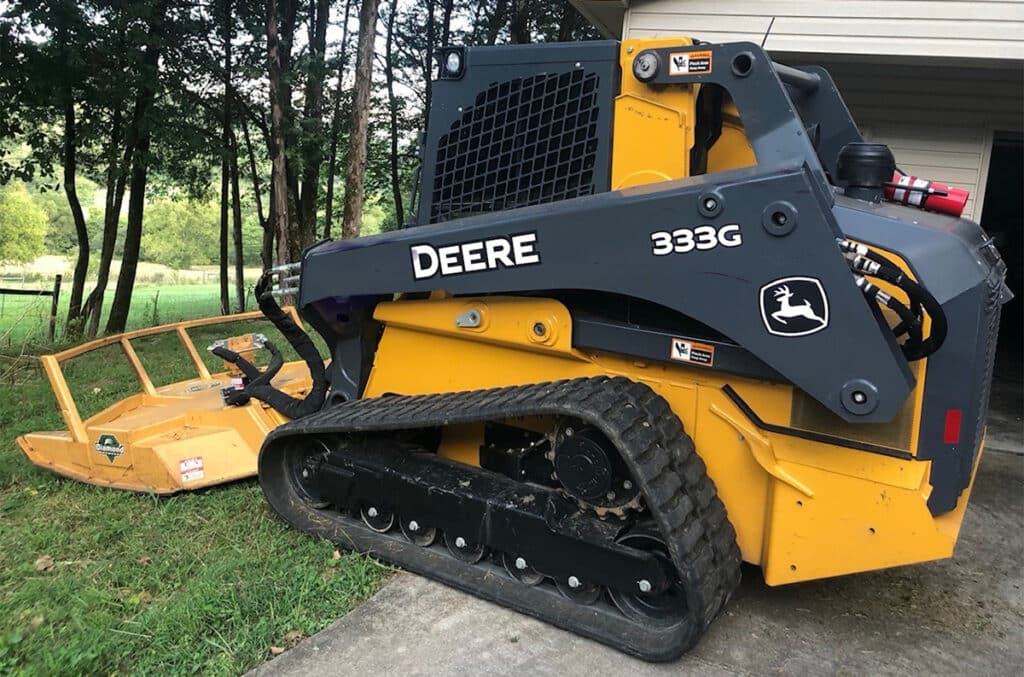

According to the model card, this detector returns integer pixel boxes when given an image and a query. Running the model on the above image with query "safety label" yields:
[179,457,205,482]
[669,50,712,76]
[670,338,715,366]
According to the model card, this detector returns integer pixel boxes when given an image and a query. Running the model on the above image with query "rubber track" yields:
[261,376,742,653]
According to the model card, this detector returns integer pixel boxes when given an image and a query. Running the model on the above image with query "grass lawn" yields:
[0,283,247,346]
[0,311,390,674]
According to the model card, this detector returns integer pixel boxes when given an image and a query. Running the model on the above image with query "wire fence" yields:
[0,281,259,351]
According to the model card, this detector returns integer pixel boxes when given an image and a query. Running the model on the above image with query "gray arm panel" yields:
[300,162,914,423]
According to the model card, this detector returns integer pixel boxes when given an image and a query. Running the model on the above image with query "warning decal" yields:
[670,338,715,367]
[669,50,712,76]
[179,457,205,482]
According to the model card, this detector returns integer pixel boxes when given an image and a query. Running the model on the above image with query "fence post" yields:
[49,274,62,342]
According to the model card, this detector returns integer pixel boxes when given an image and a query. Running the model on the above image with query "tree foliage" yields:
[0,183,47,262]
[0,0,599,333]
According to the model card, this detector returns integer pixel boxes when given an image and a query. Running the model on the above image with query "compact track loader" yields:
[244,38,1009,660]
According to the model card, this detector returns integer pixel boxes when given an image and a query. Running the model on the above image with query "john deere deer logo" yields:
[760,277,829,337]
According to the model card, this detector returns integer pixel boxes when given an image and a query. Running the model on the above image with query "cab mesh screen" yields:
[430,69,601,223]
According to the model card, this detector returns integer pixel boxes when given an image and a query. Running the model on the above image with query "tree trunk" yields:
[484,0,506,45]
[219,161,230,314]
[240,112,272,270]
[340,0,381,239]
[385,0,404,227]
[423,0,436,128]
[105,11,163,334]
[296,0,330,249]
[219,0,232,315]
[510,0,531,44]
[230,135,245,311]
[556,1,580,42]
[441,0,454,44]
[62,97,89,334]
[323,0,354,240]
[105,133,151,334]
[84,107,132,338]
[267,0,290,264]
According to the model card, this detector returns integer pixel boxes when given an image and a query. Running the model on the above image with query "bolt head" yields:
[367,506,378,518]
[852,390,867,404]
[515,557,527,570]
[408,520,419,532]
[704,198,717,211]
[301,469,309,478]
[565,427,574,437]
[638,579,652,593]
[568,576,581,589]
[455,536,467,549]
[622,480,633,490]
[532,322,546,337]
[606,491,616,500]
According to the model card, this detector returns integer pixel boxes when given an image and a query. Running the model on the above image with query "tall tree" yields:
[230,135,245,311]
[294,0,330,252]
[54,5,90,333]
[340,0,381,239]
[322,0,354,240]
[219,0,233,315]
[105,2,168,334]
[384,0,403,227]
[266,0,290,264]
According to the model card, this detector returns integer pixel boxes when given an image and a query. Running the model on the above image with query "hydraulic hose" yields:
[212,340,285,406]
[232,273,328,419]
[839,239,947,360]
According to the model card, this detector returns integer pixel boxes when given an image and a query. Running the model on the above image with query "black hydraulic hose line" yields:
[240,273,328,419]
[854,275,923,359]
[213,342,285,383]
[865,264,946,358]
[839,239,947,359]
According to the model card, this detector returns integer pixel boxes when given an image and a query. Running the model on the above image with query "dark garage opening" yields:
[979,132,1023,453]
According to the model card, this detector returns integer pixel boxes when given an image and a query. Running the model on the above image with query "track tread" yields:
[262,376,742,654]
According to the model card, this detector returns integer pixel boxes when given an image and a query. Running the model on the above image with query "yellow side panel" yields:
[612,37,698,189]
[707,102,756,173]
[366,296,970,585]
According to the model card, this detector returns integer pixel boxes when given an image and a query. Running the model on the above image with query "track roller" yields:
[502,553,545,586]
[555,575,603,605]
[360,505,395,533]
[444,533,487,563]
[399,517,438,547]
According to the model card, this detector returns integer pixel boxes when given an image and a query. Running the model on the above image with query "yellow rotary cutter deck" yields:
[17,309,312,494]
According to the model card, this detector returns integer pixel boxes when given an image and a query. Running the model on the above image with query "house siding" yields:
[785,58,1023,219]
[623,0,1024,60]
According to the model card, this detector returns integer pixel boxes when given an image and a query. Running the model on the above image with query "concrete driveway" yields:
[251,449,1024,677]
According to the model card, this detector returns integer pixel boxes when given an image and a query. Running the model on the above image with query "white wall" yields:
[784,59,1024,219]
[624,0,1024,60]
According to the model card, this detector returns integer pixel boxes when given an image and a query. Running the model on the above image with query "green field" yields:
[0,304,389,674]
[0,283,252,347]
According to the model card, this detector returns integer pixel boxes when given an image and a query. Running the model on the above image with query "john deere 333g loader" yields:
[244,38,1010,660]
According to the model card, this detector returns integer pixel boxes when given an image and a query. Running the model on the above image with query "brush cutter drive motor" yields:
[243,38,1010,661]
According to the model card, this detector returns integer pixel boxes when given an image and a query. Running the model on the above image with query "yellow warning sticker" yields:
[668,50,712,76]
[670,338,715,367]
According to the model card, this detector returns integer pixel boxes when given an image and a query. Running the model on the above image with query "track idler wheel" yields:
[399,516,438,547]
[608,525,688,625]
[502,553,544,586]
[287,439,330,509]
[360,505,395,533]
[444,533,488,563]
